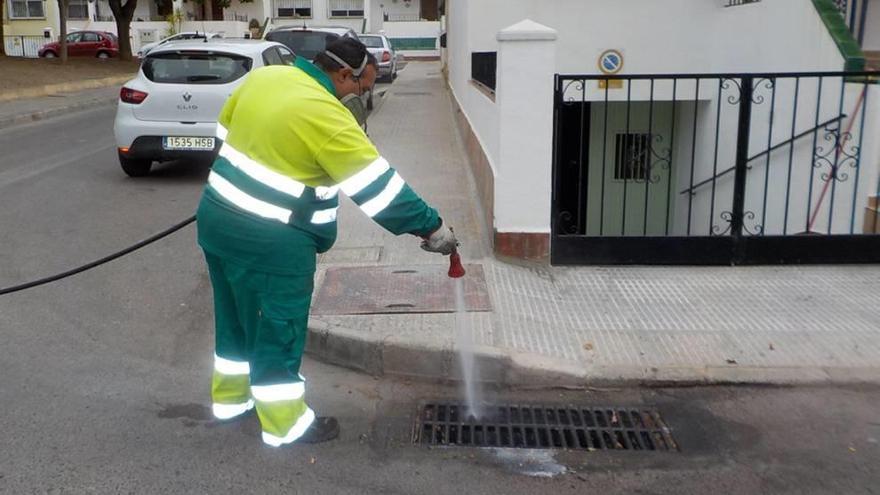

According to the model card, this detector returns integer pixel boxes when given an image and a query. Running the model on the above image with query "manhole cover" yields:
[413,403,678,452]
[312,265,492,315]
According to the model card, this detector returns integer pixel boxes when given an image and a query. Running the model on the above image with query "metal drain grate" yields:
[414,403,678,452]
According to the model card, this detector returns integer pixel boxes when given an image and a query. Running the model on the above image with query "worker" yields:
[195,37,458,447]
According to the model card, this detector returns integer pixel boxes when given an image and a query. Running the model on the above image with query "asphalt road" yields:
[0,104,879,494]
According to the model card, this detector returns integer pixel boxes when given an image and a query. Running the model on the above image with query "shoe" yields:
[297,416,340,444]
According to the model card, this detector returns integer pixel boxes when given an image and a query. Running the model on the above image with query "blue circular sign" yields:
[599,50,623,74]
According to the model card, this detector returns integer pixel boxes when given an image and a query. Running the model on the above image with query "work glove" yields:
[420,220,458,255]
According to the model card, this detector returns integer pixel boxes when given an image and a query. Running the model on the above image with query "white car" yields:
[114,39,295,176]
[136,32,223,59]
[359,34,399,82]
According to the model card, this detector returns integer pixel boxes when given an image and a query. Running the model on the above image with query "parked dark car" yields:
[39,31,119,59]
[264,25,359,61]
[264,25,375,109]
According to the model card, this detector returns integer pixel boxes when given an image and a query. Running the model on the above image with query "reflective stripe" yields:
[315,186,339,200]
[219,142,306,198]
[262,407,316,447]
[213,399,254,420]
[360,173,405,218]
[337,157,390,196]
[311,207,338,225]
[251,382,305,402]
[214,354,250,375]
[216,123,228,141]
[208,172,293,224]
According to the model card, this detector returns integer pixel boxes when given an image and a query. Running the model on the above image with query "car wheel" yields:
[96,51,110,59]
[119,153,152,177]
[43,51,56,58]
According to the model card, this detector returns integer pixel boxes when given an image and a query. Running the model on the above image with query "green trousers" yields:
[204,251,317,447]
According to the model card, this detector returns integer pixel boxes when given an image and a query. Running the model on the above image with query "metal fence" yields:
[552,71,880,265]
[3,35,50,58]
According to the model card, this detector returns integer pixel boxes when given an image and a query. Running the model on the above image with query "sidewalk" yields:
[0,86,121,130]
[307,61,880,387]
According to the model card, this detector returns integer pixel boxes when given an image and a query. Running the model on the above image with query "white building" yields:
[62,0,441,57]
[444,0,880,264]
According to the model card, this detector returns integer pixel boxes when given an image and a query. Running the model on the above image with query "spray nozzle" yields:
[448,249,465,278]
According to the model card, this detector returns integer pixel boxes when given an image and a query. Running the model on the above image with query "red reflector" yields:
[120,87,148,104]
[382,51,391,62]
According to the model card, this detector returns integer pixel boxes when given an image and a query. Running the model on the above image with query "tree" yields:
[108,0,137,61]
[57,0,69,62]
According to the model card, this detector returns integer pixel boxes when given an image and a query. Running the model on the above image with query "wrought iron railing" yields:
[551,71,880,264]
[680,114,846,195]
[471,52,496,91]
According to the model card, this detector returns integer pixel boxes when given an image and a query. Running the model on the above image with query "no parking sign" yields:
[598,49,624,89]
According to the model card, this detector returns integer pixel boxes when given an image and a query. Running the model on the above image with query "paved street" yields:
[0,67,879,493]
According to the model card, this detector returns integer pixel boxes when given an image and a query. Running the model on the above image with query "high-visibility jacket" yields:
[198,58,440,273]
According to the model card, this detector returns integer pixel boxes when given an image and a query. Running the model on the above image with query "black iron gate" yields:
[551,71,880,264]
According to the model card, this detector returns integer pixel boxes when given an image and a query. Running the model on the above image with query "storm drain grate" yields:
[414,403,678,452]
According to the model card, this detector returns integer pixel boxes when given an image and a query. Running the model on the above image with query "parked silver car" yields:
[359,33,399,82]
[114,39,295,176]
[136,31,223,59]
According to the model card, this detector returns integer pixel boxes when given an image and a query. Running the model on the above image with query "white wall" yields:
[863,0,880,50]
[380,19,437,37]
[446,0,499,177]
[380,0,421,20]
[224,0,271,25]
[452,0,846,75]
[268,0,373,33]
[369,0,385,31]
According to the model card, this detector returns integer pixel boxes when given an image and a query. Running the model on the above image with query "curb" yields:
[0,75,132,103]
[0,95,119,130]
[306,319,880,388]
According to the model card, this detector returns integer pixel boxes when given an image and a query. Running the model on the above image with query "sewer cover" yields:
[312,265,492,315]
[413,402,678,452]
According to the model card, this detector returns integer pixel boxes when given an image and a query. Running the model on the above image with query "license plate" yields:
[162,136,215,151]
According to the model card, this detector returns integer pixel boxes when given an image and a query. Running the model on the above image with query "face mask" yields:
[340,93,368,131]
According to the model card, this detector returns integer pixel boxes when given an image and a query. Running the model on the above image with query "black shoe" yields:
[298,416,339,444]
